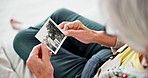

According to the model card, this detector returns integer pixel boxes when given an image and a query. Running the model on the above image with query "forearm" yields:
[92,30,116,47]
[37,74,54,78]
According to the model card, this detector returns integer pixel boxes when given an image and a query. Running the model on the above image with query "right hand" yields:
[59,20,97,44]
[26,43,54,78]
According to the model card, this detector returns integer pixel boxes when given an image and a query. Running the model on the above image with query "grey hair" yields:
[101,0,148,53]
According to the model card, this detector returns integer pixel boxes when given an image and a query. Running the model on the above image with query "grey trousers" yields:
[13,8,112,78]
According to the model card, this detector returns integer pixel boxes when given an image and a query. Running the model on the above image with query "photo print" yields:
[35,18,67,54]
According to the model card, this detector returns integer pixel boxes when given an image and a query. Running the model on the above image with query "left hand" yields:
[26,42,54,78]
[59,20,97,44]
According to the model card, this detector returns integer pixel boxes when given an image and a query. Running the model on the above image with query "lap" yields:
[51,47,87,78]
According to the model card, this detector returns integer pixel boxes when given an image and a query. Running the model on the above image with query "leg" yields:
[13,26,40,62]
[81,48,112,78]
[14,8,106,59]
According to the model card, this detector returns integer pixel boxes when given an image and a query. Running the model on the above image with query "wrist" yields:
[37,75,54,78]
[36,74,54,78]
[92,31,116,47]
[91,31,103,43]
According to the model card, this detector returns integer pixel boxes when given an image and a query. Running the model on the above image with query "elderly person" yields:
[13,0,148,78]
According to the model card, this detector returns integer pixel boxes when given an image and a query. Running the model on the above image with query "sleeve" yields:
[111,36,125,55]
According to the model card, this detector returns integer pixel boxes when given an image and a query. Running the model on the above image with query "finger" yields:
[73,20,80,29]
[63,24,70,31]
[64,22,78,30]
[41,42,50,61]
[31,44,41,55]
[64,20,84,30]
[74,20,88,30]
[64,30,81,36]
[59,22,69,29]
[27,44,41,60]
[48,52,52,58]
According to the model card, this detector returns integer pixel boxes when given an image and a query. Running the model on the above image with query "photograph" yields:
[35,18,66,54]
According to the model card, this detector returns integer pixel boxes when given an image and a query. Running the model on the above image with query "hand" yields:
[59,20,97,44]
[26,42,54,78]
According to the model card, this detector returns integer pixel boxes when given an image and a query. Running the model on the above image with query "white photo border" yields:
[35,18,67,54]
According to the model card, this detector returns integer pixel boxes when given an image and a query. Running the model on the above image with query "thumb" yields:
[64,30,81,37]
[41,42,50,61]
[30,44,41,56]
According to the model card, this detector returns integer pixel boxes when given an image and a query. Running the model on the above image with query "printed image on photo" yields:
[44,20,65,52]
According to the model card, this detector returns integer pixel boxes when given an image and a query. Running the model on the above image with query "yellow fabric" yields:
[114,47,144,70]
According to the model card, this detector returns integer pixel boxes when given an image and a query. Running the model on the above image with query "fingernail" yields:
[41,41,46,47]
[48,51,51,54]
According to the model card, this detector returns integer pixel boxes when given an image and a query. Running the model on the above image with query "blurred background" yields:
[0,0,102,33]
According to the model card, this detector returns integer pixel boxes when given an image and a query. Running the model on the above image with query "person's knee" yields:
[50,8,74,24]
[13,29,29,61]
[13,28,40,62]
[13,30,27,49]
[51,8,69,17]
